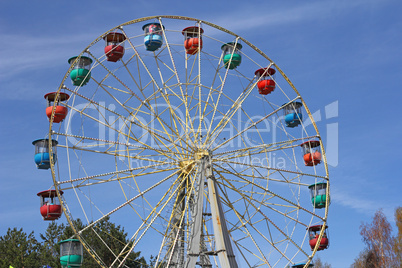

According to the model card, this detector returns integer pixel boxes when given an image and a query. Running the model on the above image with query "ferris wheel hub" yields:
[178,149,209,176]
[179,160,194,176]
[195,149,209,161]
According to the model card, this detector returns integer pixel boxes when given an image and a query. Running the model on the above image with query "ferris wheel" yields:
[45,15,330,268]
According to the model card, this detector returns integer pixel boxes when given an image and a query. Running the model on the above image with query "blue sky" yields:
[1,0,402,267]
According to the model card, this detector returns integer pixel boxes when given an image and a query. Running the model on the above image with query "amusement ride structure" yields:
[33,16,330,268]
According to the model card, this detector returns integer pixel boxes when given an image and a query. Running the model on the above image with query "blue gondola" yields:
[283,101,303,127]
[142,23,164,51]
[32,139,58,170]
[291,263,314,267]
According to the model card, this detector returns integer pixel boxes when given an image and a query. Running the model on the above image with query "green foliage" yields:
[148,255,168,268]
[0,218,147,267]
[70,217,148,267]
[0,227,41,267]
[39,221,66,267]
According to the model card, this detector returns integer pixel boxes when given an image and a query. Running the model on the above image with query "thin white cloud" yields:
[0,33,94,80]
[0,0,393,100]
[332,187,396,223]
[208,0,391,33]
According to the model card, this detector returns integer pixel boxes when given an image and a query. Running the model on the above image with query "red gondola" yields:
[308,225,329,251]
[301,140,322,166]
[182,26,204,55]
[255,68,276,95]
[37,190,63,220]
[103,32,126,62]
[44,92,70,123]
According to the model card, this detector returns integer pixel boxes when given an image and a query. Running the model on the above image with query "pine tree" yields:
[39,221,66,267]
[0,227,41,267]
[56,217,147,267]
[1,218,148,267]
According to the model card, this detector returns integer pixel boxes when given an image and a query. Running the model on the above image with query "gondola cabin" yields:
[255,68,276,95]
[44,92,70,123]
[103,32,126,62]
[308,225,329,251]
[68,56,92,86]
[32,139,58,170]
[283,101,303,128]
[37,190,63,220]
[142,23,164,51]
[308,182,329,209]
[301,140,322,166]
[292,263,314,267]
[221,42,242,69]
[59,239,83,267]
[182,26,203,55]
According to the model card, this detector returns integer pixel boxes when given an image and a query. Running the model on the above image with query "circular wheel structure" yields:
[49,16,330,268]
